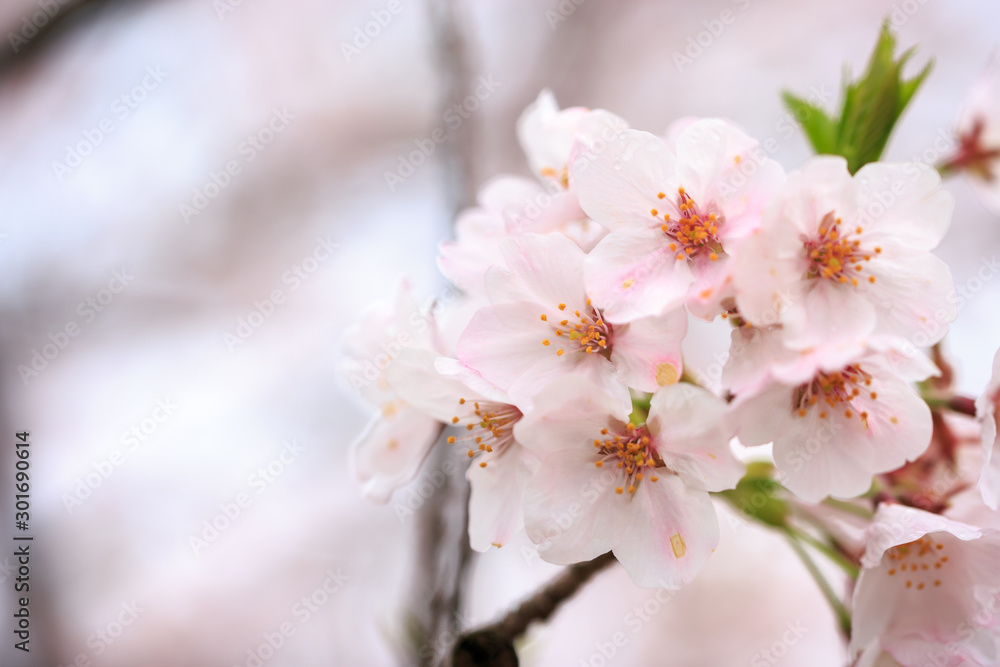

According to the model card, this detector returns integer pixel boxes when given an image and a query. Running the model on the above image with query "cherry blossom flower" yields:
[386,349,529,551]
[515,377,743,588]
[729,338,937,502]
[342,280,443,501]
[517,88,629,191]
[570,119,785,322]
[456,233,687,412]
[850,503,1000,667]
[976,347,1000,510]
[952,53,1000,214]
[438,91,626,297]
[437,175,605,297]
[733,156,955,350]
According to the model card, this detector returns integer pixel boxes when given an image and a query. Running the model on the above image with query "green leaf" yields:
[782,20,933,173]
[717,462,790,529]
[781,91,839,154]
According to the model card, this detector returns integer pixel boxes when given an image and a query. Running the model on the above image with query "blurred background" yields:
[1,0,998,665]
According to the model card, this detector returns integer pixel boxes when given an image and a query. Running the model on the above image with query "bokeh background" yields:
[1,0,998,665]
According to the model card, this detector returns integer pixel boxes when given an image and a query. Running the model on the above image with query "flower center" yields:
[448,399,522,468]
[792,365,896,429]
[804,213,880,286]
[649,187,724,262]
[540,300,612,358]
[886,535,948,591]
[591,423,663,495]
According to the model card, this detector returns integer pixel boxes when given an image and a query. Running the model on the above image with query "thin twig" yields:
[451,552,618,666]
[783,530,852,637]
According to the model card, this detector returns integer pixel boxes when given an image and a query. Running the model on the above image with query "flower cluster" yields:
[343,87,1000,664]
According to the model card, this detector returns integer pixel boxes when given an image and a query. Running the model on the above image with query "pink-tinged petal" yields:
[862,503,984,565]
[773,373,931,502]
[523,447,628,564]
[584,227,693,323]
[613,475,719,588]
[673,118,785,240]
[853,643,901,667]
[434,356,511,405]
[685,252,735,320]
[386,349,482,424]
[513,376,631,457]
[350,408,441,502]
[456,300,555,389]
[853,505,1000,663]
[864,253,956,345]
[722,325,798,395]
[467,446,528,551]
[570,129,679,231]
[519,349,629,416]
[437,233,502,297]
[477,174,545,213]
[885,637,994,667]
[663,116,700,150]
[729,382,797,448]
[783,278,878,350]
[610,308,687,393]
[850,558,908,659]
[571,109,631,157]
[341,279,436,406]
[516,89,589,182]
[863,336,940,383]
[731,226,804,329]
[779,156,857,236]
[494,233,588,309]
[854,162,953,253]
[457,299,630,412]
[648,383,744,492]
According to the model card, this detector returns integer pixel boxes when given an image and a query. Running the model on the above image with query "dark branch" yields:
[0,0,160,78]
[451,552,618,666]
